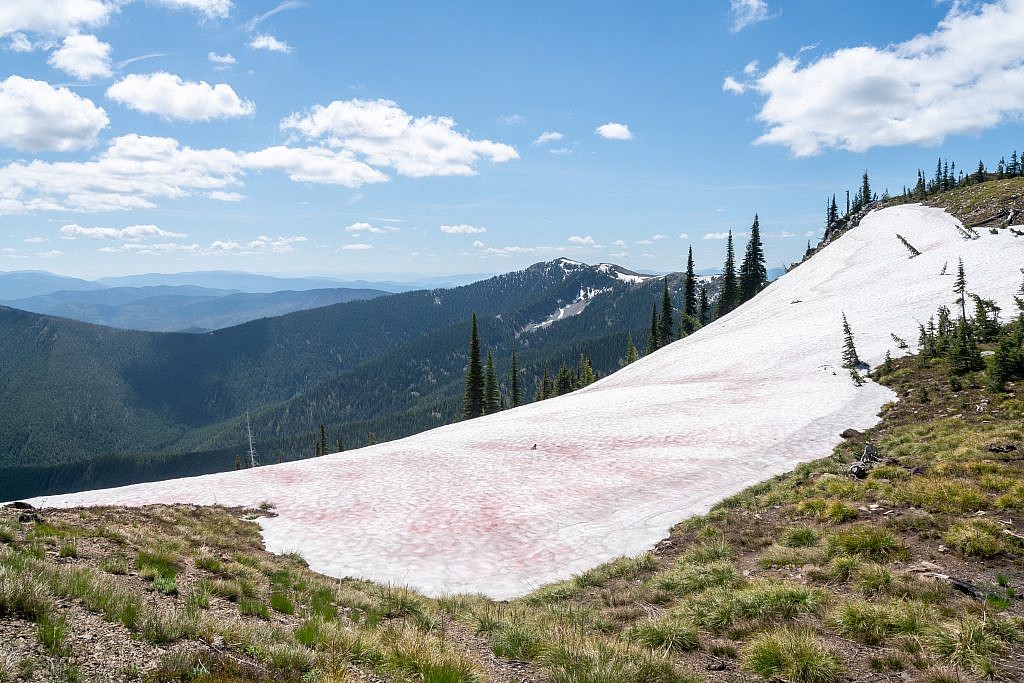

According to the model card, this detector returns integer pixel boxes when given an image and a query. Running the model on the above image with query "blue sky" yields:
[1,0,1023,279]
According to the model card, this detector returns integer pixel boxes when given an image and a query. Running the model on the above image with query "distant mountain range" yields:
[0,269,497,332]
[0,259,721,499]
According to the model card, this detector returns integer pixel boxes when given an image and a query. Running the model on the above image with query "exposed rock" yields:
[840,428,863,439]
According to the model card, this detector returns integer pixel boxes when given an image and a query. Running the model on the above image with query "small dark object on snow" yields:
[18,512,44,524]
[987,442,1018,453]
[840,428,863,439]
[531,444,537,450]
[5,501,34,509]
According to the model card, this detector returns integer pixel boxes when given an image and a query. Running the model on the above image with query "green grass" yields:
[651,559,739,595]
[269,590,295,615]
[627,614,700,652]
[239,597,270,620]
[943,519,1009,559]
[826,524,906,562]
[37,613,69,656]
[491,622,545,660]
[687,581,827,631]
[743,627,842,683]
[57,540,77,559]
[98,553,128,575]
[781,525,820,547]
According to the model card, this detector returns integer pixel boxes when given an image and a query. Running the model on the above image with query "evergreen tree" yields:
[483,349,501,414]
[739,213,767,303]
[234,455,242,470]
[646,303,659,354]
[717,230,739,317]
[971,294,1000,342]
[953,258,968,322]
[860,171,871,207]
[841,313,861,369]
[975,160,986,184]
[462,313,484,419]
[625,333,639,365]
[698,285,710,325]
[659,279,674,346]
[683,246,697,330]
[555,364,575,396]
[318,423,327,456]
[368,432,377,446]
[949,318,983,375]
[509,348,522,407]
[988,336,1014,391]
[536,366,553,401]
[578,354,596,386]
[828,195,839,225]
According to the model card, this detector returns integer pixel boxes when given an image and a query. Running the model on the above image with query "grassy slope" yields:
[2,349,1022,683]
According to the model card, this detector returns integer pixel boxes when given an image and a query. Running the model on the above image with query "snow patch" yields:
[30,205,1024,600]
[521,286,612,333]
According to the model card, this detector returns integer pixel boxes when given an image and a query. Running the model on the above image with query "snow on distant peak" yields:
[521,285,612,334]
[32,204,1024,599]
[595,262,653,284]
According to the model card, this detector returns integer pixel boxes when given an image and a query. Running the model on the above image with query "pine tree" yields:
[318,423,327,456]
[717,230,739,317]
[953,258,967,322]
[555,364,575,396]
[578,354,596,386]
[739,214,767,303]
[483,349,501,414]
[860,171,871,207]
[828,195,839,226]
[646,303,659,354]
[971,294,1000,342]
[988,337,1014,391]
[659,279,674,346]
[975,160,986,184]
[462,313,484,419]
[683,246,697,318]
[949,318,983,375]
[841,313,861,369]
[625,333,639,365]
[698,285,709,325]
[509,348,522,407]
[539,366,553,400]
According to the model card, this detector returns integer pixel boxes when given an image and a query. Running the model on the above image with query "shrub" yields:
[826,525,906,562]
[743,627,842,683]
[943,520,1007,559]
[782,525,819,547]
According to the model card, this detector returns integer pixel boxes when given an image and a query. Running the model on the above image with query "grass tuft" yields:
[743,627,842,683]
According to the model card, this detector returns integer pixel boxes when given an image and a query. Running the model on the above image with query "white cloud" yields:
[0,0,113,37]
[281,98,518,177]
[703,231,732,240]
[722,76,747,94]
[568,235,595,246]
[342,242,374,250]
[472,239,484,248]
[48,34,112,80]
[23,236,49,243]
[60,223,187,240]
[208,190,245,201]
[247,234,307,253]
[244,145,388,187]
[652,233,667,240]
[0,76,108,152]
[8,32,34,52]
[477,244,559,257]
[439,224,486,234]
[549,147,572,155]
[636,239,653,245]
[533,131,564,145]
[248,33,291,53]
[743,0,1024,156]
[208,51,236,67]
[245,1,304,32]
[678,232,689,239]
[344,221,398,234]
[612,239,626,247]
[595,122,633,140]
[743,59,759,75]
[730,0,770,32]
[152,0,232,19]
[106,72,254,121]
[499,114,525,125]
[38,249,63,258]
[97,234,306,256]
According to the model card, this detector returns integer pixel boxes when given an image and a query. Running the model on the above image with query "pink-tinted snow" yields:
[29,205,1024,599]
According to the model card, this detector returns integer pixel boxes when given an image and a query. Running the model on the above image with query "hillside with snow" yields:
[28,205,1024,599]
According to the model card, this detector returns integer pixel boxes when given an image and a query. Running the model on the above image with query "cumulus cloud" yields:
[98,234,306,256]
[106,72,255,121]
[595,122,633,140]
[342,242,374,250]
[533,131,564,145]
[0,76,108,152]
[208,51,236,67]
[0,0,113,37]
[678,232,689,239]
[439,224,486,234]
[652,233,667,240]
[48,34,112,80]
[737,0,1024,156]
[281,98,519,177]
[568,235,595,246]
[703,231,732,240]
[636,239,653,245]
[247,234,307,253]
[208,190,244,201]
[248,33,291,53]
[244,145,387,187]
[344,221,398,234]
[722,76,746,94]
[549,147,572,155]
[152,0,232,19]
[730,0,771,32]
[23,236,49,243]
[61,223,186,240]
